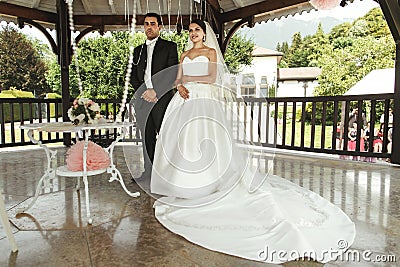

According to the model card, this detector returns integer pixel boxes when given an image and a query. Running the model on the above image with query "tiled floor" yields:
[0,144,399,266]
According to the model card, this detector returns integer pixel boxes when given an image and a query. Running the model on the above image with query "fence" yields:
[0,98,139,147]
[0,94,394,161]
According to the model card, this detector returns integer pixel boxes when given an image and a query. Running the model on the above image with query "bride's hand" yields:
[177,84,189,100]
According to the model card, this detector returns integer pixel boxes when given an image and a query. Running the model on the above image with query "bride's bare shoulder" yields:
[208,48,217,61]
[208,47,216,55]
[180,51,189,62]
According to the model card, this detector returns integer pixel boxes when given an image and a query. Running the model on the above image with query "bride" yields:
[149,19,356,264]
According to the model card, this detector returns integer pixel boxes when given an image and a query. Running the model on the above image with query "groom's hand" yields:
[141,89,158,103]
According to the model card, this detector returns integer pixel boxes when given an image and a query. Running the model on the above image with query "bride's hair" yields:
[190,19,207,35]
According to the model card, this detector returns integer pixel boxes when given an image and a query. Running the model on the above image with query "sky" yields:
[293,0,379,21]
[238,0,380,48]
[0,0,380,48]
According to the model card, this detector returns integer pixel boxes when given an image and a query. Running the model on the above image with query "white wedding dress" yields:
[150,56,356,264]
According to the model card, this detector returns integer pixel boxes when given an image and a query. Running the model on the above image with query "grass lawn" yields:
[277,122,334,149]
[2,119,65,145]
[3,126,64,144]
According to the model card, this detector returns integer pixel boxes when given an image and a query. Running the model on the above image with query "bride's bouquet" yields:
[68,98,101,124]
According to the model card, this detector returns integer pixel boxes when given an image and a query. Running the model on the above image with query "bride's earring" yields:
[203,36,206,42]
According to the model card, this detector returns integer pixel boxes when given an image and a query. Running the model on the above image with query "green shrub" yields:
[46,93,62,99]
[14,90,34,98]
[0,103,35,122]
[0,90,14,95]
[0,92,16,98]
[296,109,303,122]
[1,88,34,98]
[48,102,63,118]
[46,93,63,118]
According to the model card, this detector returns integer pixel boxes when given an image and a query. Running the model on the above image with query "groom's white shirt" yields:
[144,37,158,89]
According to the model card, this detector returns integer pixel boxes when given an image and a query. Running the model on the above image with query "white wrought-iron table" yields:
[0,192,18,252]
[18,121,140,224]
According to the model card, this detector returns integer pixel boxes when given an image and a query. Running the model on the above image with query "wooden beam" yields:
[221,0,309,23]
[108,0,116,14]
[74,14,193,27]
[0,2,57,23]
[391,43,400,164]
[81,0,93,15]
[137,0,142,14]
[0,1,194,29]
[232,0,244,8]
[163,0,168,13]
[17,17,57,54]
[56,0,72,146]
[206,0,221,12]
[31,0,41,9]
[379,0,400,42]
[221,17,248,53]
[75,26,102,43]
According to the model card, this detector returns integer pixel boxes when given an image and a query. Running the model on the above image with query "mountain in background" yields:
[238,17,354,50]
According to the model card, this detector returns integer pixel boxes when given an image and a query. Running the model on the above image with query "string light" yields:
[65,0,93,123]
[118,0,137,122]
[65,0,136,123]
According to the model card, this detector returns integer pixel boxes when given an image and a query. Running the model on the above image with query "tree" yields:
[349,19,369,38]
[0,25,49,97]
[285,32,307,67]
[329,22,352,41]
[273,7,396,124]
[280,42,289,55]
[46,57,62,94]
[331,36,353,50]
[275,43,281,52]
[68,31,133,99]
[224,33,254,74]
[304,23,329,66]
[161,30,189,58]
[315,35,395,97]
[47,29,254,99]
[277,41,289,68]
[359,7,391,38]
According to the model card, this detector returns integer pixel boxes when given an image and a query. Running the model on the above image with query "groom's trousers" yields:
[135,91,173,174]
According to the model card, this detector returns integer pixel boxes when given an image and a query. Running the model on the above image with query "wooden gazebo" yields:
[0,0,399,162]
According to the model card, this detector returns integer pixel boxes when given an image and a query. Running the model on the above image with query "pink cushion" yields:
[66,141,111,171]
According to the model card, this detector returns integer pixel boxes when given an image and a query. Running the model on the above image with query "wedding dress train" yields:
[150,56,356,264]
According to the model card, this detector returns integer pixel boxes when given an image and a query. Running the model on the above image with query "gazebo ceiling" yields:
[0,0,314,31]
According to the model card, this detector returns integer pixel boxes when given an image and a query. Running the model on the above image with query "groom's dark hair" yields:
[190,19,206,34]
[144,12,162,26]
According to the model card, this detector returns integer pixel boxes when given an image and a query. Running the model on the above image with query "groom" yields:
[131,13,178,181]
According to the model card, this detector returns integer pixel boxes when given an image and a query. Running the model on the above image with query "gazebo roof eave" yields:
[0,0,314,31]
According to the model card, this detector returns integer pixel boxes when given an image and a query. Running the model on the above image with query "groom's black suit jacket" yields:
[131,38,178,108]
[130,37,178,169]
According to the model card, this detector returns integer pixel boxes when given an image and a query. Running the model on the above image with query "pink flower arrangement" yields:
[68,98,101,124]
